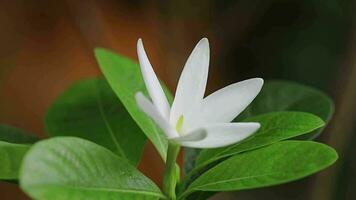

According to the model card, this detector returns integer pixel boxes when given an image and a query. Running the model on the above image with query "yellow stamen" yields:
[175,115,184,133]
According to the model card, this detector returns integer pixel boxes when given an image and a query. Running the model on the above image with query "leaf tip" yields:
[94,47,109,57]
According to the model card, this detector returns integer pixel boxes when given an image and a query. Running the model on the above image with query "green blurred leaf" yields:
[0,124,38,144]
[20,137,165,200]
[192,112,324,177]
[183,148,201,176]
[0,141,30,180]
[179,148,201,195]
[239,80,334,139]
[95,48,171,159]
[45,78,146,166]
[0,124,37,180]
[182,141,337,198]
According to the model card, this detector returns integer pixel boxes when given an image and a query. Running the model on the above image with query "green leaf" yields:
[0,124,37,180]
[183,148,201,176]
[0,124,38,144]
[95,48,170,159]
[182,80,333,178]
[182,141,337,198]
[193,112,324,176]
[239,80,334,139]
[179,148,203,196]
[0,141,30,180]
[20,137,165,200]
[45,78,146,166]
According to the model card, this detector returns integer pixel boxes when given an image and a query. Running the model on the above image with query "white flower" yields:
[135,38,263,148]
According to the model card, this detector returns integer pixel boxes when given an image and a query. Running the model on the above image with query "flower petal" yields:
[190,78,263,130]
[137,39,170,118]
[169,130,207,143]
[135,92,178,138]
[180,122,260,148]
[170,38,210,130]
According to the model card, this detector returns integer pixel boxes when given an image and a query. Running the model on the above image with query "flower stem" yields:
[163,142,180,200]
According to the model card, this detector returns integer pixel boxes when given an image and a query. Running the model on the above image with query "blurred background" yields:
[0,0,355,199]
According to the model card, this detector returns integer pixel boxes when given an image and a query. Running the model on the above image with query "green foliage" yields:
[0,124,37,180]
[193,112,324,176]
[0,141,30,180]
[20,137,165,200]
[183,80,333,180]
[45,78,146,166]
[239,80,334,139]
[0,49,337,200]
[0,124,38,144]
[95,48,172,159]
[183,148,201,176]
[181,141,337,199]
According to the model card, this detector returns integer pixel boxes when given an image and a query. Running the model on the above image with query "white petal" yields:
[137,39,170,118]
[170,38,210,130]
[135,92,178,138]
[191,78,263,129]
[169,129,207,143]
[180,123,260,148]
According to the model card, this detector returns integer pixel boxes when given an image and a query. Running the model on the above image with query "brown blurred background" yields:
[0,0,356,199]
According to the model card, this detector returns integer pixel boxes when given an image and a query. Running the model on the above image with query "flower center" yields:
[175,115,184,134]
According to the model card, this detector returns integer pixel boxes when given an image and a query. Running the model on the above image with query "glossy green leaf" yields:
[182,141,337,198]
[45,78,145,166]
[182,80,333,178]
[95,49,171,159]
[0,124,38,144]
[0,141,30,180]
[20,137,165,200]
[193,112,324,176]
[238,80,334,139]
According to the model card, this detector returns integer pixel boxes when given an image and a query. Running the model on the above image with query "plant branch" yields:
[163,142,180,200]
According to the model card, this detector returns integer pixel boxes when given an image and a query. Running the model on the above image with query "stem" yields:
[163,142,180,200]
